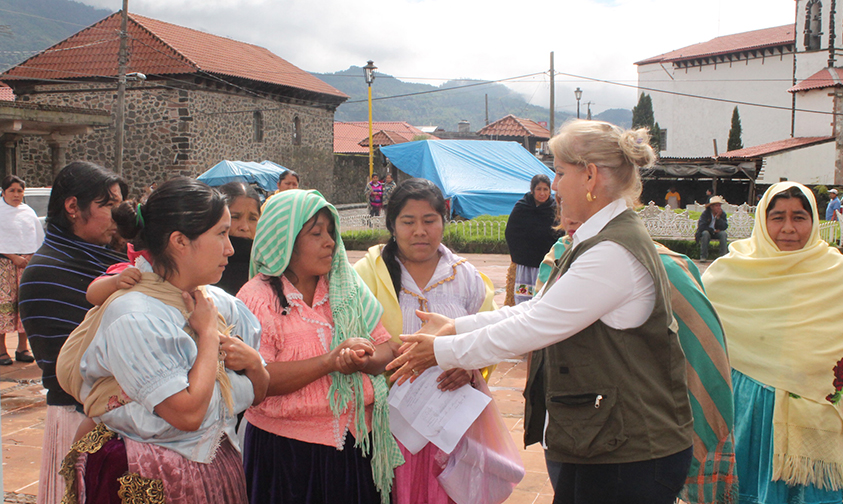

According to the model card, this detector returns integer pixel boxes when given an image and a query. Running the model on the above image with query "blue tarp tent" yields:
[380,140,553,219]
[197,160,289,192]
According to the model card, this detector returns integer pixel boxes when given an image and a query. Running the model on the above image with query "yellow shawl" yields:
[56,272,233,418]
[702,181,843,490]
[353,244,497,380]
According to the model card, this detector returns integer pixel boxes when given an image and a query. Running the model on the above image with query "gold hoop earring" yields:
[586,192,595,202]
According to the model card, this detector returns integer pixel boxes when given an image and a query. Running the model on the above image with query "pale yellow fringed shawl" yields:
[702,182,843,490]
[56,272,234,418]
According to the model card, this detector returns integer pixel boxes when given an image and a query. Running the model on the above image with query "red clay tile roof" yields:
[720,136,833,158]
[359,130,412,148]
[0,83,13,101]
[789,67,843,92]
[335,121,437,154]
[478,114,550,139]
[1,12,346,100]
[636,25,795,65]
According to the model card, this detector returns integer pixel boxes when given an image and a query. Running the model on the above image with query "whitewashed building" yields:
[636,0,843,185]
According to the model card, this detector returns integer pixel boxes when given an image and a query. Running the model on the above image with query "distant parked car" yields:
[24,187,51,227]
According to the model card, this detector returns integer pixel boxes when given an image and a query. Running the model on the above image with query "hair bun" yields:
[618,128,656,169]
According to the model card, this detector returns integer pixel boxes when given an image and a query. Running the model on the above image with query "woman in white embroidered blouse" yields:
[354,178,497,504]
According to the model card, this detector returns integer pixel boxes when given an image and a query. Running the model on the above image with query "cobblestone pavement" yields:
[1,249,710,503]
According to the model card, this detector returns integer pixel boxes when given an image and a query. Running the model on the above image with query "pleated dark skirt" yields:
[243,423,381,504]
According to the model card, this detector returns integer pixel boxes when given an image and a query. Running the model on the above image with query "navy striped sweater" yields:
[19,224,125,406]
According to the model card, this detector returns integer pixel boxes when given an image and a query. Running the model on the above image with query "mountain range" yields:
[315,66,631,131]
[1,0,632,131]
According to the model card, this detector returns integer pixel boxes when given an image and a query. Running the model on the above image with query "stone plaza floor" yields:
[0,251,709,503]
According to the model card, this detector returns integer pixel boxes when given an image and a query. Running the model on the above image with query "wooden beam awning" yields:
[0,101,111,137]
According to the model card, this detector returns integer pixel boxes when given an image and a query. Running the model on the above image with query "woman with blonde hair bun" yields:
[388,119,694,504]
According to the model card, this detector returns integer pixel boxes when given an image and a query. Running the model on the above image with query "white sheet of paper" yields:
[388,366,491,454]
[388,404,429,454]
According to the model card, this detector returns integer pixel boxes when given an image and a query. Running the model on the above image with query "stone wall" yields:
[332,153,400,205]
[13,79,336,198]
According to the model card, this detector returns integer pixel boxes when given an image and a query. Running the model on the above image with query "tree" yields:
[632,93,660,151]
[727,106,743,152]
[652,122,662,152]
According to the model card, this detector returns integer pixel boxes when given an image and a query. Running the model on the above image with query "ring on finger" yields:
[412,368,419,376]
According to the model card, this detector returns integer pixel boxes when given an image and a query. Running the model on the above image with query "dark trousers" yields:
[700,229,727,259]
[551,445,693,504]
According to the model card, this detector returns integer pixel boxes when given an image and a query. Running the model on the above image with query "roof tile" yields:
[1,12,345,99]
[0,83,12,101]
[720,136,833,158]
[335,121,437,154]
[636,25,794,65]
[478,114,550,139]
[789,67,843,92]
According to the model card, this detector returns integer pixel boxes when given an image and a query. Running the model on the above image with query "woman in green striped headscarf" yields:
[237,189,403,504]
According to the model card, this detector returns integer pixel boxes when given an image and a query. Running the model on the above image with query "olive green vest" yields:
[523,209,693,464]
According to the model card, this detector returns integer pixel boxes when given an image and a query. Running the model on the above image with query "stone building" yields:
[0,11,347,197]
[332,121,435,204]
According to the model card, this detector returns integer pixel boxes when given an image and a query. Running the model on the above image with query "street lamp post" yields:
[574,87,583,119]
[364,60,377,179]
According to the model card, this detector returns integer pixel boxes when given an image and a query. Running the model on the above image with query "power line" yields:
[344,72,547,104]
[553,70,835,116]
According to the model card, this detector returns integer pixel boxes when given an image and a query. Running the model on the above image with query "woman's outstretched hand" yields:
[415,310,456,338]
[385,333,438,385]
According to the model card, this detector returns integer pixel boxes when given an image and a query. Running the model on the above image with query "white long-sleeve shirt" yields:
[434,199,656,371]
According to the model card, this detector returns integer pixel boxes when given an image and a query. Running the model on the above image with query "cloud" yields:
[77,0,796,113]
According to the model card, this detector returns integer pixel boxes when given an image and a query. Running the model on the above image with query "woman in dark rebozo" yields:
[389,119,694,504]
[215,181,261,295]
[57,177,268,503]
[19,161,127,504]
[505,173,560,305]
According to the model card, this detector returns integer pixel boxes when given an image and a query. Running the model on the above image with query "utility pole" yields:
[485,94,489,126]
[712,139,719,194]
[114,0,128,176]
[586,102,593,120]
[549,52,555,136]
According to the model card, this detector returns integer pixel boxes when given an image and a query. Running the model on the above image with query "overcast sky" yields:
[75,0,797,114]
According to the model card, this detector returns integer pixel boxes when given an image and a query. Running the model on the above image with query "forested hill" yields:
[0,0,112,72]
[313,66,631,131]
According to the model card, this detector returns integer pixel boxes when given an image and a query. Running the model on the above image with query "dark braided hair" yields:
[382,178,448,295]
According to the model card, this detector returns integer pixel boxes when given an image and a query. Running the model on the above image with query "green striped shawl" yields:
[250,189,402,503]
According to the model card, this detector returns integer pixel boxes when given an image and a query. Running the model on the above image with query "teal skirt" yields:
[732,370,843,504]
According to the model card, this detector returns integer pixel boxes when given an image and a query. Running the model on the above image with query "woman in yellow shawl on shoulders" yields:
[353,178,496,504]
[703,182,843,504]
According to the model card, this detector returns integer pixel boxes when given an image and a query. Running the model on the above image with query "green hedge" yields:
[341,213,730,259]
[341,229,511,255]
[654,239,726,260]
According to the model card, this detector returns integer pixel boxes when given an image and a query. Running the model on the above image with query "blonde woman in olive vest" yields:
[388,119,694,504]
